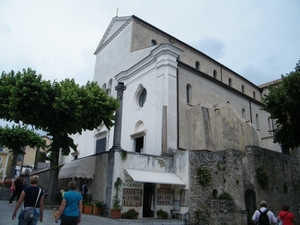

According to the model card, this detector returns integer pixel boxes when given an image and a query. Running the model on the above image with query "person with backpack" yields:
[277,204,295,225]
[252,200,277,225]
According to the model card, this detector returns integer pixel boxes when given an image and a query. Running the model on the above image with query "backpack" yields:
[258,209,269,225]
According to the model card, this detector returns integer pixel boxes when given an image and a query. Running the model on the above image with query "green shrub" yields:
[121,208,139,219]
[112,178,123,210]
[93,201,108,216]
[256,167,269,189]
[218,192,232,200]
[120,150,127,161]
[156,209,169,219]
[197,167,212,186]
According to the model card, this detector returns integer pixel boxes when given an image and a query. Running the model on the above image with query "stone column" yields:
[111,82,126,150]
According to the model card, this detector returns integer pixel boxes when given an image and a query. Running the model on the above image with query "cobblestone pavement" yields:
[0,201,185,225]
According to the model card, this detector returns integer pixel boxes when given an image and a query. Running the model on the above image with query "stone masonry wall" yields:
[188,146,300,225]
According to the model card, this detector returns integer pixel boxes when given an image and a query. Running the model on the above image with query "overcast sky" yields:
[0,0,299,127]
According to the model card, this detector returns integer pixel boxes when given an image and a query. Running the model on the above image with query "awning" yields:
[58,157,95,179]
[124,168,185,185]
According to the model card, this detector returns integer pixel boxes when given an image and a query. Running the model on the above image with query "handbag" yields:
[24,207,35,220]
[23,188,41,220]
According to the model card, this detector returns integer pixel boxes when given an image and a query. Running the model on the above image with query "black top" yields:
[14,178,23,193]
[23,186,44,208]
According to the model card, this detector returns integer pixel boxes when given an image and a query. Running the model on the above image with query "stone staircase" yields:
[0,186,11,201]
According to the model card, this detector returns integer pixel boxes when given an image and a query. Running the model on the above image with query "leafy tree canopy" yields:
[0,125,46,177]
[262,60,300,149]
[0,68,119,155]
[0,125,46,152]
[0,68,119,203]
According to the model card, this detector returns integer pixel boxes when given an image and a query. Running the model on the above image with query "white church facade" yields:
[58,15,281,220]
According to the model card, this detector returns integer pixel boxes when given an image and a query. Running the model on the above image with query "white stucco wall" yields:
[116,43,182,154]
[69,15,281,162]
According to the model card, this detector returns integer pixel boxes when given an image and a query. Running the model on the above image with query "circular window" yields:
[139,89,147,107]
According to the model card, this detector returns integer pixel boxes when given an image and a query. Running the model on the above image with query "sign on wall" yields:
[157,188,174,205]
[123,188,142,207]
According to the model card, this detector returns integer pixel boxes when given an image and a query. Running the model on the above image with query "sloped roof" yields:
[94,16,132,54]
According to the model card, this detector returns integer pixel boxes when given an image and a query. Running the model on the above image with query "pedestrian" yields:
[12,175,44,225]
[10,182,15,195]
[277,204,294,225]
[55,180,82,225]
[81,182,88,203]
[252,200,277,225]
[9,174,24,205]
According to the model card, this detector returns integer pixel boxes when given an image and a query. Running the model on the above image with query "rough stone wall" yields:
[189,149,247,225]
[188,147,300,225]
[243,146,300,220]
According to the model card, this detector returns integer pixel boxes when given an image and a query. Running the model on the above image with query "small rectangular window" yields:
[96,137,106,154]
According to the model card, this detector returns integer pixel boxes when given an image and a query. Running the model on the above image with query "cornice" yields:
[115,43,182,83]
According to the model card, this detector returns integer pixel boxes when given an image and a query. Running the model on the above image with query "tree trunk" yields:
[47,147,59,205]
[9,151,19,178]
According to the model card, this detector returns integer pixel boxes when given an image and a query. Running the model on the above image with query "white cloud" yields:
[0,0,299,133]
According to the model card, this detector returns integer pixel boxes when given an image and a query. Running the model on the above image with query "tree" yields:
[262,60,300,150]
[0,68,119,204]
[0,125,46,177]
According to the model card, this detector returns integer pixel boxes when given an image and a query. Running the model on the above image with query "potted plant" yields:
[110,177,123,219]
[156,208,169,219]
[83,202,93,214]
[93,201,106,215]
[121,208,139,219]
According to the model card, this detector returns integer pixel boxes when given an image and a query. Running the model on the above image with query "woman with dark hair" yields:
[12,175,44,225]
[277,204,295,225]
[55,181,82,225]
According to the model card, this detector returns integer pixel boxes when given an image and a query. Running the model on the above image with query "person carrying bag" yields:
[277,205,295,225]
[12,175,44,225]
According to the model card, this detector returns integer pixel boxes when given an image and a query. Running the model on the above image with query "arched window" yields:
[107,79,113,95]
[253,91,256,99]
[213,70,217,79]
[151,39,157,46]
[242,108,246,119]
[256,114,259,129]
[241,85,245,93]
[228,78,232,87]
[268,118,272,134]
[139,89,147,107]
[186,84,192,104]
[130,121,146,153]
[195,61,200,70]
[134,84,147,108]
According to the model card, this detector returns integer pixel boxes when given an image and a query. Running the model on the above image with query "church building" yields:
[58,15,285,224]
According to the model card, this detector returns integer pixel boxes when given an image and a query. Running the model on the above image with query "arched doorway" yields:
[244,189,256,225]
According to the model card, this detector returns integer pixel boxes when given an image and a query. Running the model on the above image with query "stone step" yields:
[0,187,12,201]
